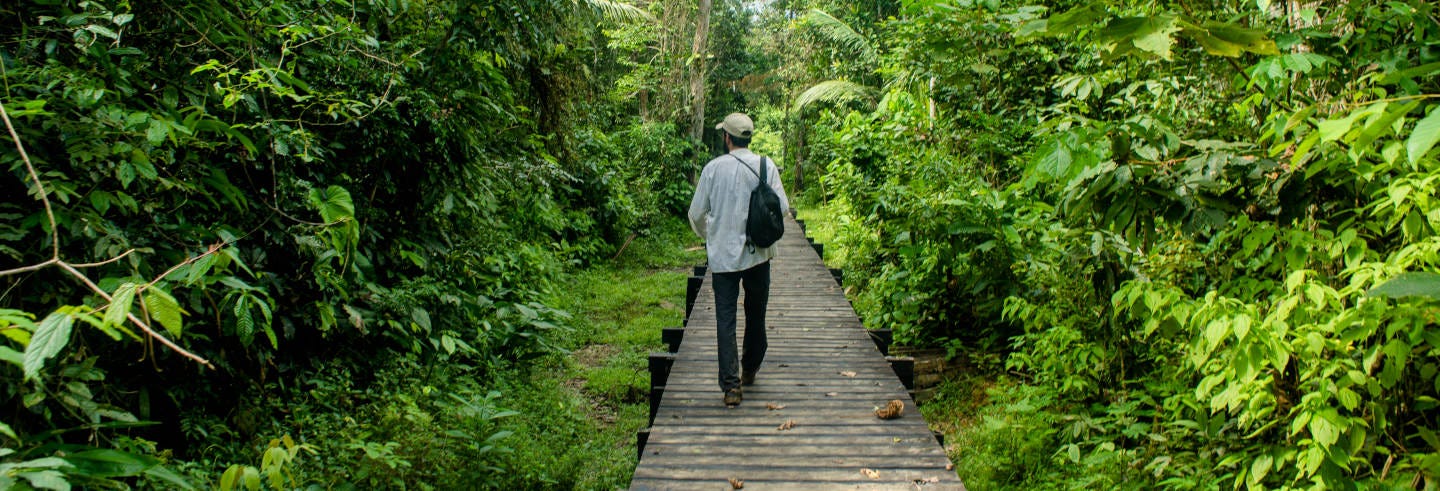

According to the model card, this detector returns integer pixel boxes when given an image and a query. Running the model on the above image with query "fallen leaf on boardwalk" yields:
[825,392,839,397]
[946,463,954,471]
[875,399,905,420]
[861,468,881,479]
[839,371,857,377]
[779,363,790,367]
[728,477,744,489]
[777,420,797,431]
[766,402,787,410]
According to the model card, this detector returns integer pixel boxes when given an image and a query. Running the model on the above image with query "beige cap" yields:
[715,112,754,138]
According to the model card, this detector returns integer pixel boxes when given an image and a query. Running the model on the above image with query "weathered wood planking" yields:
[631,216,965,491]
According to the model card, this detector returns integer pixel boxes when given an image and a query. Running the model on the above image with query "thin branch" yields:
[262,199,349,227]
[148,242,224,285]
[353,48,402,68]
[0,258,60,277]
[0,99,58,259]
[69,249,137,269]
[56,261,213,368]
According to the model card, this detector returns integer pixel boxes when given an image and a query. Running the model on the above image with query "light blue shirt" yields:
[688,148,791,273]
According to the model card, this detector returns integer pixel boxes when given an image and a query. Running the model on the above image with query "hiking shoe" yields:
[741,370,757,386]
[723,388,743,407]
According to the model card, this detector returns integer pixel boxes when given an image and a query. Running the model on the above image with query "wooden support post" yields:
[829,268,843,285]
[636,428,651,459]
[886,356,915,390]
[932,430,946,447]
[868,329,893,356]
[685,276,703,317]
[649,352,676,388]
[812,242,824,258]
[796,219,806,233]
[649,386,665,426]
[662,327,684,353]
[648,352,676,426]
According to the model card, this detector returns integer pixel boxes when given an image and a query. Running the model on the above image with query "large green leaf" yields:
[1367,272,1440,300]
[576,0,655,23]
[143,288,184,339]
[1407,106,1440,165]
[1350,101,1420,161]
[0,346,22,368]
[308,185,355,224]
[19,470,69,491]
[1035,3,1106,36]
[1097,15,1180,60]
[798,9,877,64]
[24,311,74,380]
[104,283,138,329]
[61,449,158,478]
[794,80,878,113]
[1190,21,1277,57]
[0,308,35,345]
[1132,16,1180,59]
[235,298,254,346]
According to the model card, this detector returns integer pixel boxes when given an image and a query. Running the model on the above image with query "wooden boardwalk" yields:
[631,216,965,490]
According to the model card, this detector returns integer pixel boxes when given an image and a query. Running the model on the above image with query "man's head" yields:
[716,112,753,148]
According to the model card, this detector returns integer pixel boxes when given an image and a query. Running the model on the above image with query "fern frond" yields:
[795,80,878,113]
[576,0,655,24]
[798,9,877,64]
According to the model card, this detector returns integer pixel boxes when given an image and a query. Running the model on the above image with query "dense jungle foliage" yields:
[0,0,730,488]
[783,0,1440,489]
[2,0,1438,489]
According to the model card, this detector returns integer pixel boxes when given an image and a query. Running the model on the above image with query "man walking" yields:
[688,112,790,407]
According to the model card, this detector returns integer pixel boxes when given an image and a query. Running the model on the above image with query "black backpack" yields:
[733,155,785,248]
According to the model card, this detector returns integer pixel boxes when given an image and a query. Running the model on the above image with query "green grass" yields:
[795,202,848,269]
[480,218,703,489]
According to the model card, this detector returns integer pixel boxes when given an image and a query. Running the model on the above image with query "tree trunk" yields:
[688,0,713,142]
[786,94,803,193]
[797,123,807,195]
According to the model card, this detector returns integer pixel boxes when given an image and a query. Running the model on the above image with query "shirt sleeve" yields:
[688,165,712,240]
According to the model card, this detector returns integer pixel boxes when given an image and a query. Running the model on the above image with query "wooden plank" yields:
[639,453,951,468]
[633,465,955,482]
[643,432,942,446]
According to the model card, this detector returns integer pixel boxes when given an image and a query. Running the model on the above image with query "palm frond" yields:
[798,9,876,65]
[794,80,878,113]
[576,0,655,24]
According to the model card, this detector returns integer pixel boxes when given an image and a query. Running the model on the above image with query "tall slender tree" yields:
[688,0,713,141]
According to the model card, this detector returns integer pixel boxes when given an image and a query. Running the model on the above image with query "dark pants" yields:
[712,261,771,391]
